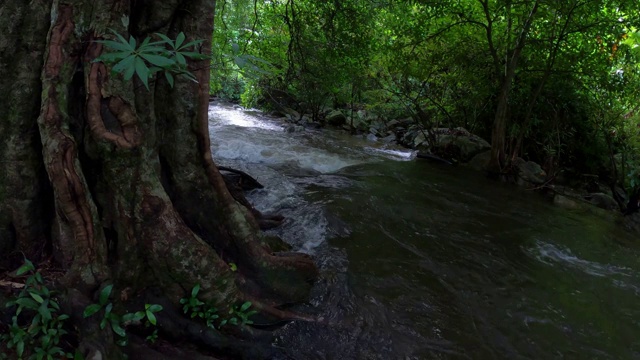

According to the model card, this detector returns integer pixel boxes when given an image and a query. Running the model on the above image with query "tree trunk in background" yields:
[0,0,317,357]
[487,0,539,173]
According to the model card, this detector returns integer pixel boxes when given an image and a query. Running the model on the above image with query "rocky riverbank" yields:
[263,104,634,218]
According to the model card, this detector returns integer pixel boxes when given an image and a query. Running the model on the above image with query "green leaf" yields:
[165,72,175,88]
[109,29,131,47]
[111,321,127,337]
[83,304,102,318]
[182,71,199,83]
[138,45,166,54]
[38,302,52,321]
[234,56,247,68]
[111,54,135,74]
[134,57,151,90]
[95,39,133,52]
[128,36,136,50]
[175,52,187,66]
[154,33,173,46]
[140,36,151,48]
[181,39,204,49]
[15,297,38,310]
[140,53,175,68]
[29,291,45,304]
[124,60,136,80]
[17,341,24,357]
[17,259,35,275]
[240,301,252,312]
[191,284,200,298]
[180,51,208,60]
[99,285,113,306]
[122,311,145,323]
[176,32,186,49]
[146,304,163,313]
[96,51,132,63]
[146,311,157,326]
[104,303,113,317]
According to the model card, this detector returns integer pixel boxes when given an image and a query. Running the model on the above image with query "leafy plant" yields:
[220,301,258,327]
[83,285,162,346]
[179,284,219,329]
[179,285,256,329]
[1,259,76,360]
[95,30,208,90]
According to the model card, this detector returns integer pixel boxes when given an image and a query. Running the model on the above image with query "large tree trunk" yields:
[487,0,540,173]
[0,0,317,357]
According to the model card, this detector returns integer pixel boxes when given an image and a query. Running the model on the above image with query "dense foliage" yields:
[210,0,640,192]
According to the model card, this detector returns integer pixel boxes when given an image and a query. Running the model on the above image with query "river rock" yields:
[413,128,490,161]
[381,134,397,144]
[285,125,305,133]
[436,132,490,161]
[283,107,300,122]
[553,194,585,210]
[623,212,640,233]
[513,158,546,185]
[467,150,491,171]
[586,192,619,211]
[326,110,347,126]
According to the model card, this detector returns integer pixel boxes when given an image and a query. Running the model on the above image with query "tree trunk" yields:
[487,0,540,173]
[0,0,317,357]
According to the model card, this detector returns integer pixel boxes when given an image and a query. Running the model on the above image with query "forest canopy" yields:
[212,0,640,190]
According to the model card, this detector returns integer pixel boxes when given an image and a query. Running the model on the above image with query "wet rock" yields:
[513,158,546,185]
[385,119,400,129]
[436,132,490,161]
[283,107,300,122]
[585,193,619,211]
[412,128,489,162]
[285,125,305,133]
[326,110,347,126]
[467,150,490,171]
[553,194,585,210]
[366,133,378,142]
[623,212,640,233]
[381,134,396,144]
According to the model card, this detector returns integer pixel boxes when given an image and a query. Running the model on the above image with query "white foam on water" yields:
[364,147,417,161]
[208,102,410,252]
[529,241,634,278]
[208,105,282,131]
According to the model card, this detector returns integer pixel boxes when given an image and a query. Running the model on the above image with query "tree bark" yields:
[0,0,317,357]
[487,0,540,173]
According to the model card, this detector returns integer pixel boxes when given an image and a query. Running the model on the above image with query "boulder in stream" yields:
[326,110,347,126]
[513,157,547,185]
[467,150,491,171]
[413,127,491,162]
[585,192,619,211]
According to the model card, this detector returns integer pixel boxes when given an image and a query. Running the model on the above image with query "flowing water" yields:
[208,102,640,360]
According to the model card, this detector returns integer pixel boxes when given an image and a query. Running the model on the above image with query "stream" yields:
[208,101,640,359]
